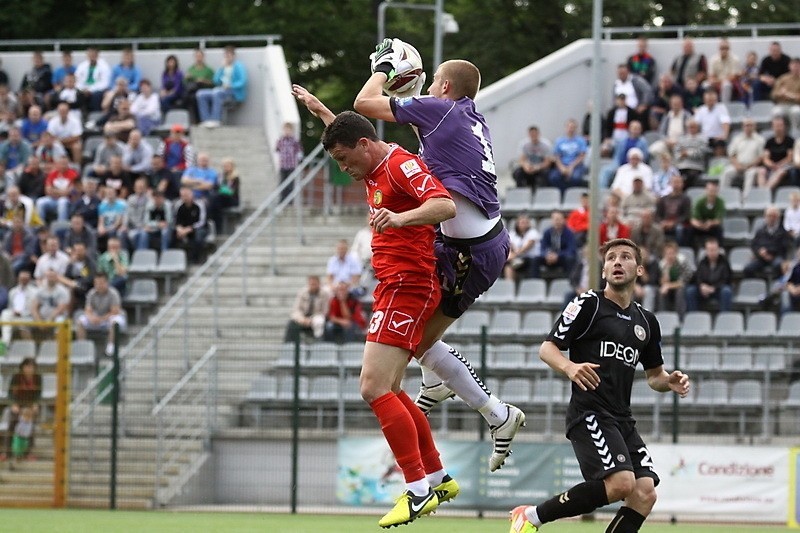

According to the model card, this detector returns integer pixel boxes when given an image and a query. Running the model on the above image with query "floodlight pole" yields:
[376,0,444,140]
[587,0,603,288]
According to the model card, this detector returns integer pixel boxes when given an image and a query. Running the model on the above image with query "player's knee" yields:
[632,483,657,510]
[604,472,636,502]
[360,377,389,404]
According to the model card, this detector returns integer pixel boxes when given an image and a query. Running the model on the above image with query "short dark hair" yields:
[600,238,642,266]
[321,111,378,151]
[528,125,539,132]
[94,272,108,280]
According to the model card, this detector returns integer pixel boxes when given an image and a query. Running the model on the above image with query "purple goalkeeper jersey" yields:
[390,95,501,219]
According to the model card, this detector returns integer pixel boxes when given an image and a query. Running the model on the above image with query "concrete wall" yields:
[476,36,800,184]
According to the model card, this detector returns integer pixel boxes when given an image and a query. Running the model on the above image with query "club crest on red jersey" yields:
[373,189,383,206]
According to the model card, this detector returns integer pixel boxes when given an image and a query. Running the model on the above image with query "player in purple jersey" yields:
[355,40,525,472]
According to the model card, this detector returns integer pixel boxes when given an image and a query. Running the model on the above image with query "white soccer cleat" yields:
[490,403,526,472]
[414,382,456,415]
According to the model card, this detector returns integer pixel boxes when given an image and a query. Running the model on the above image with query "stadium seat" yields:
[537,216,553,235]
[691,379,729,405]
[489,310,521,336]
[71,340,96,366]
[631,379,658,406]
[643,131,663,146]
[276,375,309,401]
[685,345,720,371]
[308,376,340,401]
[749,101,775,126]
[753,346,786,371]
[456,310,491,335]
[727,101,747,126]
[728,246,752,276]
[744,311,777,337]
[781,382,800,408]
[490,343,528,369]
[711,311,744,338]
[719,187,742,211]
[501,377,532,404]
[42,374,57,400]
[124,278,159,324]
[36,340,58,367]
[719,346,752,371]
[661,344,677,369]
[81,135,103,163]
[545,279,572,306]
[503,187,533,213]
[1,340,37,369]
[158,108,191,133]
[342,375,362,401]
[655,311,680,338]
[276,343,299,367]
[156,248,188,293]
[722,217,750,246]
[729,379,762,406]
[531,378,565,404]
[561,187,588,211]
[246,375,278,401]
[481,279,516,304]
[306,343,339,367]
[531,187,561,216]
[686,187,705,206]
[128,249,158,275]
[484,377,501,397]
[678,246,696,268]
[521,310,553,336]
[778,312,800,338]
[774,186,800,209]
[741,188,771,215]
[516,279,547,304]
[733,278,767,309]
[340,342,363,368]
[680,311,711,339]
[143,135,162,152]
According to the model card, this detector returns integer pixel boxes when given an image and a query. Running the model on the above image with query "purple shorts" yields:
[435,221,510,318]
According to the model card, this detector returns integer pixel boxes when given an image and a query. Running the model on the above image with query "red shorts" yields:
[366,272,441,353]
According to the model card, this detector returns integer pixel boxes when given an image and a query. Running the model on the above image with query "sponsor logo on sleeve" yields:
[562,302,581,323]
[400,159,422,178]
[409,174,435,197]
[397,97,413,107]
[387,311,414,336]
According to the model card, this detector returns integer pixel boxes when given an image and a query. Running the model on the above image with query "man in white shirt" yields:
[47,102,83,163]
[707,38,742,104]
[612,64,652,119]
[0,270,37,349]
[326,239,362,291]
[694,88,731,143]
[74,46,112,112]
[33,236,70,284]
[610,147,654,199]
[721,118,765,189]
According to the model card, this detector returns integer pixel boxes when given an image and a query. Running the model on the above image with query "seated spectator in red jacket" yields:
[323,281,366,344]
[157,124,194,173]
[599,205,630,245]
[36,155,78,223]
[566,192,589,246]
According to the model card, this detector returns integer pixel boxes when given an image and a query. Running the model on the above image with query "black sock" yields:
[536,479,609,524]
[605,506,647,533]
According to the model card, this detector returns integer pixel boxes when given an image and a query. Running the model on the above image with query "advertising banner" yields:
[789,447,800,528]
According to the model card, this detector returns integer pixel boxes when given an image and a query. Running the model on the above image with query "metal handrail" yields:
[603,22,800,39]
[152,346,217,417]
[70,142,328,429]
[0,34,281,51]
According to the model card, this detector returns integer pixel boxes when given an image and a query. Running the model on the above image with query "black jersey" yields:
[546,289,664,428]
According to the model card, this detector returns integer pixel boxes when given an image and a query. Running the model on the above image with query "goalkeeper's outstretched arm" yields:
[354,73,396,123]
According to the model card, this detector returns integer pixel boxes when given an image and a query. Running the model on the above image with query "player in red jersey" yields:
[293,84,458,528]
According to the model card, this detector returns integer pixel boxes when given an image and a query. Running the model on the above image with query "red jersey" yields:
[45,168,79,192]
[365,144,451,281]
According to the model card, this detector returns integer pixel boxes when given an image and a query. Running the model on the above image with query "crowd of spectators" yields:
[509,36,800,318]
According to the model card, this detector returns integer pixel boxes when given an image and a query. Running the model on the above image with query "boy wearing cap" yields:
[157,124,194,174]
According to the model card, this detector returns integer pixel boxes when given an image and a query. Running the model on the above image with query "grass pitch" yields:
[3,509,793,532]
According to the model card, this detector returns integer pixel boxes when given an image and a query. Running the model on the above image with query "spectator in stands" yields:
[275,122,304,201]
[652,152,682,197]
[783,191,800,246]
[2,185,42,230]
[209,157,240,233]
[184,49,215,124]
[173,186,207,263]
[97,155,133,198]
[744,205,792,279]
[604,94,638,145]
[788,137,800,188]
[126,177,150,253]
[612,63,652,122]
[47,102,82,163]
[657,240,694,314]
[60,242,96,311]
[566,192,589,246]
[69,178,100,229]
[90,132,126,178]
[147,154,179,201]
[159,54,184,114]
[75,272,127,356]
[46,50,75,110]
[630,208,665,256]
[181,151,218,203]
[634,246,659,312]
[754,116,795,195]
[37,155,78,223]
[690,180,725,248]
[706,38,742,104]
[16,156,45,200]
[685,237,732,312]
[130,79,161,136]
[0,127,33,188]
[97,236,129,296]
[17,88,38,120]
[548,118,587,193]
[99,77,132,123]
[20,105,48,149]
[740,50,760,106]
[621,176,657,223]
[324,281,366,344]
[649,74,683,131]
[2,358,41,462]
[103,98,136,143]
[110,48,141,92]
[504,213,540,282]
[283,274,330,343]
[563,245,591,307]
[74,46,111,112]
[782,252,800,313]
[627,36,657,85]
[0,84,16,120]
[34,131,67,173]
[673,118,708,187]
[326,239,362,290]
[122,129,153,175]
[96,186,128,250]
[60,213,96,257]
[721,118,765,190]
[2,215,35,276]
[694,88,731,144]
[157,124,194,174]
[670,37,707,89]
[350,214,373,269]
[33,236,69,284]
[656,173,692,246]
[0,109,14,140]
[19,51,52,105]
[31,268,70,324]
[0,250,11,310]
[610,147,653,199]
[755,41,791,101]
[0,270,35,350]
[599,205,630,245]
[771,57,800,133]
[683,79,706,115]
[650,94,692,160]
[513,125,552,192]
[600,120,649,188]
[141,190,172,252]
[706,139,730,183]
[54,73,85,120]
[530,210,576,278]
[196,45,248,128]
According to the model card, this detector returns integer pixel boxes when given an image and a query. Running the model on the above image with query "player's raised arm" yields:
[354,39,402,122]
[291,84,336,126]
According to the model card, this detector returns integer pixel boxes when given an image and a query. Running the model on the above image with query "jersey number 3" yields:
[369,311,384,335]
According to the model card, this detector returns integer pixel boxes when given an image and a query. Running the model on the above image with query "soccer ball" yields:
[384,40,424,95]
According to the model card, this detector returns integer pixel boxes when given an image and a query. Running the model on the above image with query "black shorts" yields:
[567,412,660,486]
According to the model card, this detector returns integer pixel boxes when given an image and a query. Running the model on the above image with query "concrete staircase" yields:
[67,209,367,508]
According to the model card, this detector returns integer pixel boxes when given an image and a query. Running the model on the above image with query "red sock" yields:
[370,392,425,483]
[397,391,444,475]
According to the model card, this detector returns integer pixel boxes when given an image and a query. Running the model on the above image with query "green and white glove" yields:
[369,38,403,77]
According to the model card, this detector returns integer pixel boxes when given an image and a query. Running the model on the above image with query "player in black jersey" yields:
[509,238,690,533]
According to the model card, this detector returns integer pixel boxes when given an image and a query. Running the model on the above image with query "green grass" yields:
[2,509,794,533]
